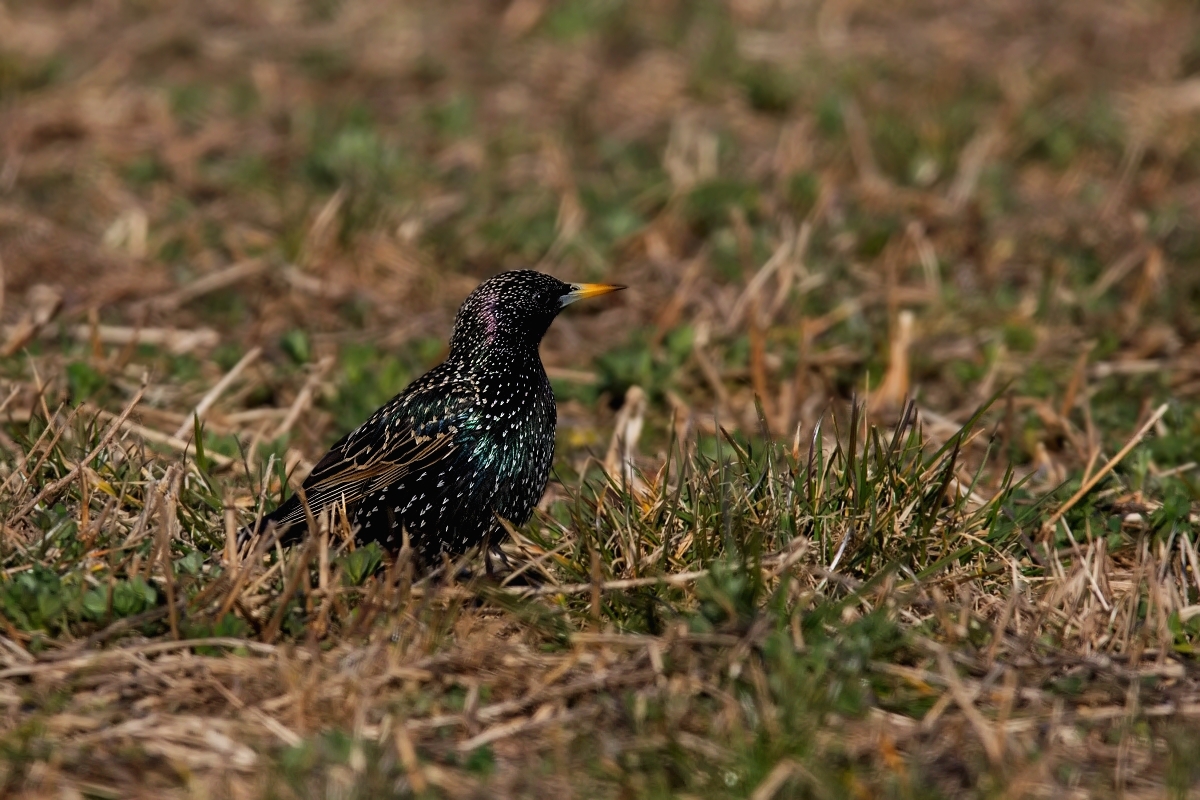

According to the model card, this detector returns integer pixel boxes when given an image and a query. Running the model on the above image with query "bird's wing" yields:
[265,397,472,531]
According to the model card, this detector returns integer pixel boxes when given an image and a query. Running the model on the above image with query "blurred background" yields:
[2,0,1199,484]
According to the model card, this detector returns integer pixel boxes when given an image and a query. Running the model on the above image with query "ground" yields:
[2,0,1200,797]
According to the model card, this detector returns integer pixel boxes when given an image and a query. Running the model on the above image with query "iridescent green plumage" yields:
[243,271,623,569]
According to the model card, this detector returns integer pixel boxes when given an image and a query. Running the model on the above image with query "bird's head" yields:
[449,270,624,358]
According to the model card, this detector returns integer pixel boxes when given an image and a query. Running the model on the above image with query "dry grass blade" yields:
[0,638,280,679]
[935,648,1004,766]
[10,382,146,524]
[456,707,589,753]
[171,346,262,440]
[84,325,219,354]
[1041,403,1169,536]
[86,404,235,467]
[140,259,268,313]
[515,569,710,597]
[0,284,62,357]
[750,759,802,800]
[272,355,334,440]
[156,465,182,640]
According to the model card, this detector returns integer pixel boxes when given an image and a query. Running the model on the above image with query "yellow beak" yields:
[560,283,626,307]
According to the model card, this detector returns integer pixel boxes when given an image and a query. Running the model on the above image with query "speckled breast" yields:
[472,367,557,531]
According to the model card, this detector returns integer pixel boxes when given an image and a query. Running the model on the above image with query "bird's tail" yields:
[236,495,306,551]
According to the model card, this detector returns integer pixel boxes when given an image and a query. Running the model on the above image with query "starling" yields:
[244,270,623,569]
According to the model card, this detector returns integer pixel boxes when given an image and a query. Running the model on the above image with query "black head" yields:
[449,270,623,358]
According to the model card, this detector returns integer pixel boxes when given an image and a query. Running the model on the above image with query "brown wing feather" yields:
[266,426,460,530]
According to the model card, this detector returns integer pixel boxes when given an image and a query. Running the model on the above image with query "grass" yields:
[2,0,1200,797]
[0,387,1194,799]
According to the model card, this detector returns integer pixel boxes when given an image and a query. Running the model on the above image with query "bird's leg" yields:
[484,542,513,578]
[482,523,513,581]
[493,543,513,569]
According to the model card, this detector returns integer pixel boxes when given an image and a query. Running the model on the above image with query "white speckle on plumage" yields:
[249,270,622,569]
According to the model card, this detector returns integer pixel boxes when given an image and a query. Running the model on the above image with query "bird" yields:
[241,270,624,572]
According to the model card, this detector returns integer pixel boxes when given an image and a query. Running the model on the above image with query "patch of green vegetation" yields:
[0,49,64,97]
[279,329,311,365]
[341,542,383,586]
[296,47,354,81]
[946,356,988,387]
[478,193,560,261]
[815,92,844,137]
[1020,107,1078,169]
[542,0,627,41]
[1079,96,1125,155]
[184,614,252,654]
[979,161,1018,215]
[428,92,475,139]
[1001,321,1037,353]
[535,399,1016,637]
[1,566,84,633]
[303,109,412,241]
[1148,407,1200,469]
[227,77,261,116]
[124,154,171,186]
[739,63,797,115]
[685,1,740,101]
[548,563,917,794]
[81,577,159,622]
[848,211,900,260]
[463,744,495,776]
[213,343,247,372]
[169,82,210,130]
[870,110,923,184]
[223,153,274,191]
[784,170,820,218]
[594,326,692,403]
[327,342,411,432]
[65,360,105,403]
[306,123,398,190]
[1166,725,1200,795]
[578,167,661,253]
[276,730,408,797]
[683,178,759,236]
[303,0,343,24]
[1020,362,1060,400]
[193,287,251,326]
